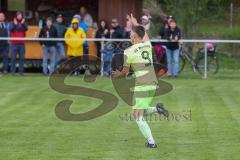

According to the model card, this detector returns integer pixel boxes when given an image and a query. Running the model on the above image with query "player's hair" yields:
[132,26,145,39]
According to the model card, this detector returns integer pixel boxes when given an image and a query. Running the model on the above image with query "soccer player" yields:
[112,14,169,148]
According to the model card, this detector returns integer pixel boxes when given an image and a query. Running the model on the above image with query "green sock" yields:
[136,116,155,144]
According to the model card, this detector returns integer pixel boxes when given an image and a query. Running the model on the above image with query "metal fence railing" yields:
[1,37,240,78]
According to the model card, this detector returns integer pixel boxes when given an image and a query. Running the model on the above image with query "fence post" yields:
[100,40,104,76]
[230,3,233,29]
[204,43,208,79]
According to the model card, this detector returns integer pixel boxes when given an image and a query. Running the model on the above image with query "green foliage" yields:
[164,0,226,37]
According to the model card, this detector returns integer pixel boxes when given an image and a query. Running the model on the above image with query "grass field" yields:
[0,70,240,160]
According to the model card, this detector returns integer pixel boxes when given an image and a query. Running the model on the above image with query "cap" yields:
[73,14,81,21]
[141,15,149,21]
[71,18,79,24]
[167,15,174,20]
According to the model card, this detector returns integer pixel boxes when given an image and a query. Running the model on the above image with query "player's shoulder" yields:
[143,41,152,47]
[124,42,152,55]
[124,45,136,56]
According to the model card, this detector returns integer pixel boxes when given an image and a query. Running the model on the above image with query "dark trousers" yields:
[10,44,25,74]
[0,46,9,72]
[84,45,89,55]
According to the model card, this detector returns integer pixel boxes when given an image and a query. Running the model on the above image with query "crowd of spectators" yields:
[0,7,181,78]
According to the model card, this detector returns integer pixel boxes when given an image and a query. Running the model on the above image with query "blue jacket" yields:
[79,22,88,46]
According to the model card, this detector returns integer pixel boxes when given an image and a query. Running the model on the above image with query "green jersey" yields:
[123,41,157,109]
[123,41,158,86]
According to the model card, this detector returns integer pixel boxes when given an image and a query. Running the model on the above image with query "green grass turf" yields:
[0,72,240,160]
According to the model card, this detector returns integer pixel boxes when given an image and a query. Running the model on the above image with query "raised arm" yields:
[127,13,150,42]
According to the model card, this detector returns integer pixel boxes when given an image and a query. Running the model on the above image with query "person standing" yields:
[64,18,86,57]
[53,14,66,66]
[0,12,9,74]
[106,18,124,39]
[159,16,173,41]
[73,14,88,55]
[102,18,124,76]
[166,19,181,78]
[95,19,108,58]
[9,11,28,75]
[39,17,57,76]
[140,15,152,38]
[73,14,88,33]
[79,6,93,28]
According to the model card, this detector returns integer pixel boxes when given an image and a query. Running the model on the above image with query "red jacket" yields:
[10,32,26,44]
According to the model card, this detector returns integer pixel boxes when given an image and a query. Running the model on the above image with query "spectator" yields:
[9,11,28,75]
[166,19,181,78]
[73,14,88,55]
[95,19,108,58]
[96,19,108,39]
[159,16,174,40]
[73,14,88,33]
[79,6,93,28]
[159,20,168,40]
[53,14,66,66]
[64,18,86,57]
[123,20,132,39]
[106,19,124,39]
[158,16,174,49]
[140,15,152,38]
[102,18,124,76]
[39,17,57,76]
[0,12,9,74]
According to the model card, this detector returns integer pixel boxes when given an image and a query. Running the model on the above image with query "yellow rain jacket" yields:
[64,18,86,57]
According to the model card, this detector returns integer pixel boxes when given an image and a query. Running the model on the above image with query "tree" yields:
[164,0,226,37]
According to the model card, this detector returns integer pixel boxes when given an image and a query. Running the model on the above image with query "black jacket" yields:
[53,22,66,43]
[166,26,181,50]
[106,26,124,39]
[96,28,108,39]
[159,24,169,46]
[159,24,169,40]
[0,22,9,47]
[39,25,58,46]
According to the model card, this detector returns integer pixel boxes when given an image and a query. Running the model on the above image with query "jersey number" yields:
[141,51,152,66]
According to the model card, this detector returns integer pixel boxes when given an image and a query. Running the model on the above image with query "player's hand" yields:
[112,70,121,78]
[128,13,139,26]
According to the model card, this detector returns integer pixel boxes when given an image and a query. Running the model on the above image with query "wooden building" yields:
[99,0,143,26]
[0,0,143,26]
[0,0,143,60]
